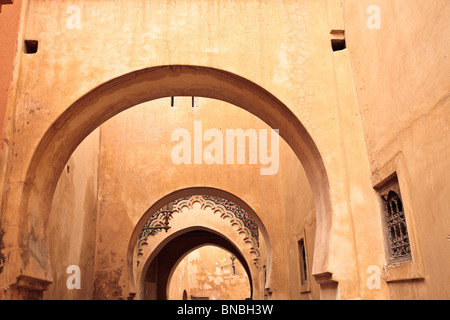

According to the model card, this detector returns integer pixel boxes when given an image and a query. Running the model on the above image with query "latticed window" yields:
[382,191,412,262]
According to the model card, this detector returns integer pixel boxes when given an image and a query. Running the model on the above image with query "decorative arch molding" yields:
[138,195,260,250]
[127,186,272,298]
[136,195,263,270]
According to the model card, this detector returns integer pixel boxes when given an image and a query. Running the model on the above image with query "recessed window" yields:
[378,175,412,264]
[382,191,412,263]
[24,40,39,54]
[298,238,308,285]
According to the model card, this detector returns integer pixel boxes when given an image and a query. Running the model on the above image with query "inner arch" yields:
[140,229,254,300]
[168,245,251,300]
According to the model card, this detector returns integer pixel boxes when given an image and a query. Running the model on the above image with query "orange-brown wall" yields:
[0,0,22,148]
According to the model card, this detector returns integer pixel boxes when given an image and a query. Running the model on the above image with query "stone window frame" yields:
[372,153,425,283]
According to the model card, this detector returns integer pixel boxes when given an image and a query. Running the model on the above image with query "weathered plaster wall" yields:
[168,246,251,300]
[43,129,100,300]
[343,0,450,299]
[0,1,23,297]
[0,0,22,147]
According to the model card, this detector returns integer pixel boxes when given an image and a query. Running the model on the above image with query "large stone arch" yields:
[11,65,334,296]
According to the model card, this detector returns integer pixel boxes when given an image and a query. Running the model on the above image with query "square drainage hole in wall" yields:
[24,40,39,54]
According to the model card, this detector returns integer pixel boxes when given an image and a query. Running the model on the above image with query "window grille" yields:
[383,191,412,262]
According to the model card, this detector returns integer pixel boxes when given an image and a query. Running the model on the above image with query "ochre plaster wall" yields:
[0,0,22,147]
[343,0,450,299]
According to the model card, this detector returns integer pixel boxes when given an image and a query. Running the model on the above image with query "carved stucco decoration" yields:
[137,195,261,266]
